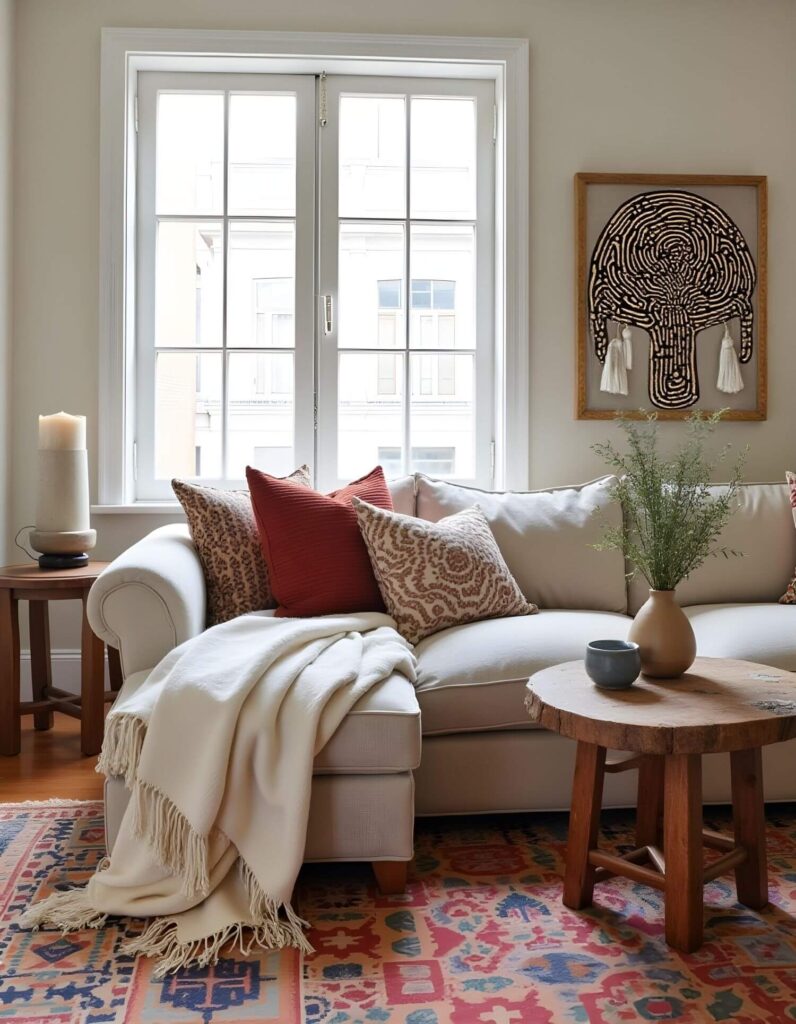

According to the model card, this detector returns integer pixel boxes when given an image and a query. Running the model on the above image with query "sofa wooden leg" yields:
[373,861,408,895]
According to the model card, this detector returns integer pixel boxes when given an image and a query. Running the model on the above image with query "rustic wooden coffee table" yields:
[526,657,796,952]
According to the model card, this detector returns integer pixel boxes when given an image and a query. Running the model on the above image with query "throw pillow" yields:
[779,471,796,604]
[353,498,536,644]
[246,465,393,617]
[173,467,310,626]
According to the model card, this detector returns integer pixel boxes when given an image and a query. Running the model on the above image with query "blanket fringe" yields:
[131,779,210,898]
[240,859,313,955]
[19,885,108,933]
[122,882,312,978]
[96,714,146,786]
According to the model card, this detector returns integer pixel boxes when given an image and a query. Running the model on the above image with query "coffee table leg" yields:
[0,590,20,756]
[80,594,105,757]
[636,755,665,847]
[563,741,606,910]
[664,753,703,952]
[730,747,768,910]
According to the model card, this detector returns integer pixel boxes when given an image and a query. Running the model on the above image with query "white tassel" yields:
[717,324,744,394]
[600,335,628,396]
[622,324,633,371]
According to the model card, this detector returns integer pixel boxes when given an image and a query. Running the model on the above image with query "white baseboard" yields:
[19,649,110,702]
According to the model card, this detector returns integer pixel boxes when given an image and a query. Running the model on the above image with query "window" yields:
[318,78,494,489]
[254,277,294,347]
[98,30,529,504]
[377,279,401,309]
[378,445,455,476]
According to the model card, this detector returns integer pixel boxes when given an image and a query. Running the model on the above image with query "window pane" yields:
[338,352,404,480]
[410,226,474,349]
[339,96,406,218]
[155,352,222,479]
[227,222,295,347]
[156,222,223,348]
[410,352,474,478]
[339,223,405,349]
[227,352,294,477]
[157,93,224,215]
[410,97,476,220]
[228,94,296,216]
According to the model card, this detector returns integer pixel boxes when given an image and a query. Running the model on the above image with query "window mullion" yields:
[220,90,230,480]
[403,94,411,478]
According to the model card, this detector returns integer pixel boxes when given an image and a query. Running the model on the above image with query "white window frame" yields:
[96,28,529,510]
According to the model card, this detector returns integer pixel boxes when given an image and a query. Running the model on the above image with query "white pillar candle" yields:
[38,411,86,451]
[32,411,95,548]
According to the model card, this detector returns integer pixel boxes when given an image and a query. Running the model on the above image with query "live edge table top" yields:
[526,657,796,756]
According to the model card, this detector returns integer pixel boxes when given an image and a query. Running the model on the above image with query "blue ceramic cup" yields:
[585,640,641,690]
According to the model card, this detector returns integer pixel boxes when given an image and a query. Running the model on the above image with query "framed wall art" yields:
[576,173,767,420]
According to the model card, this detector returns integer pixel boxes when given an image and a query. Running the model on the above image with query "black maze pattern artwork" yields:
[589,190,757,409]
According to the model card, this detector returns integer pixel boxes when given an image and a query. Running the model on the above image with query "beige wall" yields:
[10,0,796,649]
[0,0,12,565]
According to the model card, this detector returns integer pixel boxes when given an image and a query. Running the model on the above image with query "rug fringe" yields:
[131,778,210,898]
[96,714,146,786]
[19,884,108,933]
[0,798,99,808]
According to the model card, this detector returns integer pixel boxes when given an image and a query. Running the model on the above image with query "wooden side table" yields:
[0,562,123,758]
[526,657,796,953]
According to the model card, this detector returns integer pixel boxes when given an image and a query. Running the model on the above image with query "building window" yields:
[410,278,455,310]
[379,445,455,477]
[377,279,402,309]
[255,277,294,347]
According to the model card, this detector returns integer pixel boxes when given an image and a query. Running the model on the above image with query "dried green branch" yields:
[592,410,747,592]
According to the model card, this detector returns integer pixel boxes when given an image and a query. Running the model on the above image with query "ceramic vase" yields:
[628,589,696,678]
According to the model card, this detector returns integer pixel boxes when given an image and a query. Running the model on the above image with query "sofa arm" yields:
[87,524,206,678]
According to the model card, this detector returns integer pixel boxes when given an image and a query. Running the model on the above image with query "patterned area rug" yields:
[2,801,796,1022]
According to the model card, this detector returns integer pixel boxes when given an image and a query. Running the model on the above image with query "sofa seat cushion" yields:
[314,672,421,774]
[414,610,631,735]
[119,667,421,775]
[685,603,796,672]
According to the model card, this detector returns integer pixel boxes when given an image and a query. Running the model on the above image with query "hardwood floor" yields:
[0,715,104,801]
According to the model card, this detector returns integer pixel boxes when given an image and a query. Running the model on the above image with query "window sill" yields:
[91,503,185,515]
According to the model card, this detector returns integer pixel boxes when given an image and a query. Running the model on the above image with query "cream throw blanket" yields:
[21,612,416,976]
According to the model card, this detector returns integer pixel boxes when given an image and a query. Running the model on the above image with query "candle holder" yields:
[30,412,96,570]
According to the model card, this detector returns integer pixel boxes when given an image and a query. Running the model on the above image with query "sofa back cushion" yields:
[388,475,416,516]
[415,475,627,613]
[627,482,796,614]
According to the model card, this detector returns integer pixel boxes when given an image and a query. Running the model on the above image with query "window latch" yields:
[322,294,333,335]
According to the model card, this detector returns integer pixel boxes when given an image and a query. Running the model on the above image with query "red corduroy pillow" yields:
[246,465,393,617]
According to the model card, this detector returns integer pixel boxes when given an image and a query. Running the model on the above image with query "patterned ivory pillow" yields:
[780,471,796,605]
[353,498,537,644]
[173,467,311,626]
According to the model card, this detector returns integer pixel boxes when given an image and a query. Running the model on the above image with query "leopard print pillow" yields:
[173,467,311,626]
[353,498,536,645]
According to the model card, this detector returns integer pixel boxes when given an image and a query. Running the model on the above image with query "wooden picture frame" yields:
[576,173,767,421]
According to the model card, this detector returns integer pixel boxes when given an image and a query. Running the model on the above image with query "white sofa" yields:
[88,475,796,886]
